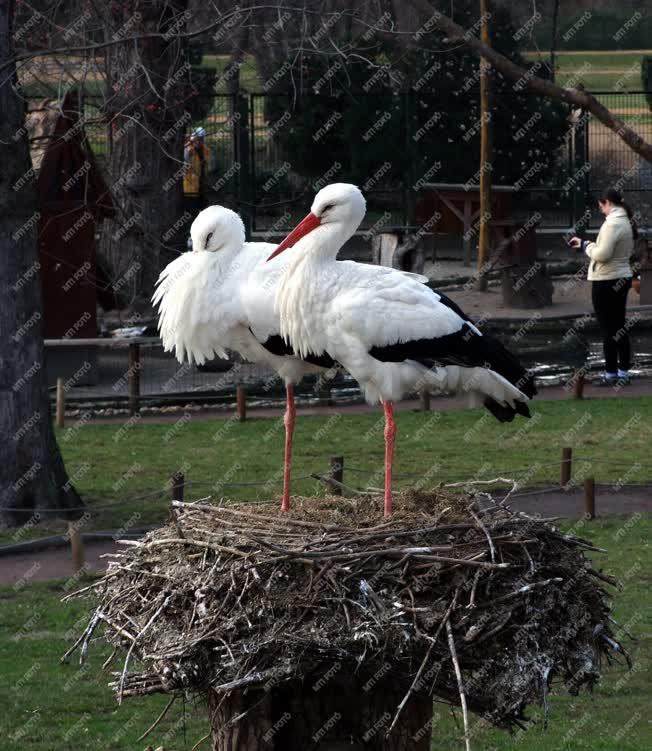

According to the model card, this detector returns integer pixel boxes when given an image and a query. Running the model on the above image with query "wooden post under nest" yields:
[207,675,433,750]
[56,377,66,428]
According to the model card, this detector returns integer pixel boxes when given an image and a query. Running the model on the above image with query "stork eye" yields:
[322,203,334,213]
[205,232,213,248]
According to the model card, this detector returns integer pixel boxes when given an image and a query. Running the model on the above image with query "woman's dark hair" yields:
[598,187,638,239]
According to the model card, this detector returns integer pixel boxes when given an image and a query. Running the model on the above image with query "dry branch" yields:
[409,0,652,162]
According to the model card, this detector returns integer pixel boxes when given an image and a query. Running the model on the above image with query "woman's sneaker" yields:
[592,373,619,387]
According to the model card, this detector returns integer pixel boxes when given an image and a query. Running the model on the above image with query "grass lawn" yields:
[3,394,649,545]
[523,50,650,94]
[0,515,649,750]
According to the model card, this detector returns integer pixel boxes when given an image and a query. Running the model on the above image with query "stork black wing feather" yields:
[368,321,537,419]
[253,330,337,369]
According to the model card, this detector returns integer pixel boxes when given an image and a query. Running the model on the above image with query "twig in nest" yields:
[386,640,435,737]
[78,608,101,665]
[61,610,97,663]
[144,537,251,558]
[447,619,471,751]
[60,576,113,602]
[136,694,176,742]
[190,732,211,751]
[310,472,374,495]
[478,578,563,607]
[172,507,186,539]
[102,647,117,671]
[467,570,482,609]
[118,595,170,704]
[388,591,459,736]
[467,505,496,563]
[98,612,137,642]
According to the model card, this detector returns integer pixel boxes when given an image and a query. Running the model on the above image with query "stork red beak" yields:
[267,212,321,261]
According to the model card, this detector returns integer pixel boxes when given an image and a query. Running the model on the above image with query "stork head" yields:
[267,183,366,261]
[190,205,245,254]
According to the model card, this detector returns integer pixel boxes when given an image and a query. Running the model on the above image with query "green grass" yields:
[2,395,650,544]
[0,582,209,750]
[524,50,650,93]
[0,515,649,750]
[202,53,262,91]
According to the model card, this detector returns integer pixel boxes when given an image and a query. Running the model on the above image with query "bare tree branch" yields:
[408,0,652,163]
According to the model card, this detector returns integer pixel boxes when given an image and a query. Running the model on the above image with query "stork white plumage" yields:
[268,183,537,517]
[152,205,334,512]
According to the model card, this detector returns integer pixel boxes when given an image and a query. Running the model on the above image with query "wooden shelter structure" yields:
[26,91,114,385]
[416,182,517,266]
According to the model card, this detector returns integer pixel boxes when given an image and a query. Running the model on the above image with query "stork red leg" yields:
[383,400,396,517]
[281,383,296,512]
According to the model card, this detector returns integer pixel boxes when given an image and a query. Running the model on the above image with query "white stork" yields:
[267,183,537,517]
[152,205,335,512]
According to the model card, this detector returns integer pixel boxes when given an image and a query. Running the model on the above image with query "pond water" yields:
[241,328,652,408]
[61,326,652,409]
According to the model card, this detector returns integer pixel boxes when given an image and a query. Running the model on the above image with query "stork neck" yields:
[302,221,355,262]
[195,246,241,286]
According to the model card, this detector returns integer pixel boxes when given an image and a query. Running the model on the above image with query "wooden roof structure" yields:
[26,90,116,342]
[26,90,114,213]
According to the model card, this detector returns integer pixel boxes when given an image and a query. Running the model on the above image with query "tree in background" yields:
[263,1,569,191]
[0,0,81,523]
[95,0,193,307]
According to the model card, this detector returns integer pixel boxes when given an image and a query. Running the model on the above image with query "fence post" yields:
[128,343,141,415]
[330,456,344,496]
[171,471,185,502]
[560,447,572,488]
[584,477,595,520]
[573,372,585,399]
[236,385,247,421]
[56,377,65,428]
[68,522,85,574]
[419,389,431,411]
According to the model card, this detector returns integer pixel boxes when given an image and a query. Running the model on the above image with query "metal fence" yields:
[188,90,652,234]
[43,89,652,237]
[586,91,652,226]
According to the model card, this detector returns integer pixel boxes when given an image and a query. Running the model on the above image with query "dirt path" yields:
[2,486,650,586]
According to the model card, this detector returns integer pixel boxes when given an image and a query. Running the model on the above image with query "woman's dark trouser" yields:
[591,277,632,374]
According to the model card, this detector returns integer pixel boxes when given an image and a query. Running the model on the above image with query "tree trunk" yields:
[550,0,560,84]
[207,675,433,750]
[475,0,492,292]
[0,0,82,524]
[97,0,191,307]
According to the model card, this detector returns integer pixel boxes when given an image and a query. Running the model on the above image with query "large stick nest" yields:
[67,490,627,730]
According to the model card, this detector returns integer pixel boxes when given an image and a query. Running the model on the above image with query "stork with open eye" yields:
[268,183,537,517]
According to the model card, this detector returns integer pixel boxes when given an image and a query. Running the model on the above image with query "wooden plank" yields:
[128,343,141,415]
[56,377,65,428]
[69,523,85,573]
[236,386,247,421]
[584,477,595,519]
[45,336,160,347]
[330,456,344,496]
[560,447,572,487]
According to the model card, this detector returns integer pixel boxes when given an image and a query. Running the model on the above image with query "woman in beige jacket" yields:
[570,188,636,385]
